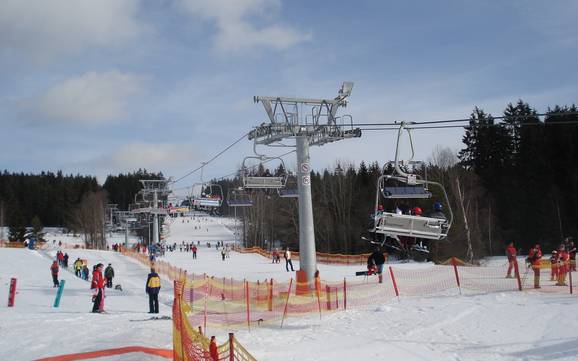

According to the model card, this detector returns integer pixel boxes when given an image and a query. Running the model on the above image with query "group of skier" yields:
[505,237,576,289]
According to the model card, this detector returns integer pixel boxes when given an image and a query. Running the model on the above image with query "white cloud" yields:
[0,0,144,60]
[18,71,144,126]
[86,142,201,182]
[180,0,310,52]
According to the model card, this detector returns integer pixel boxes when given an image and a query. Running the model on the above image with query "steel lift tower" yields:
[249,82,361,286]
[133,179,171,245]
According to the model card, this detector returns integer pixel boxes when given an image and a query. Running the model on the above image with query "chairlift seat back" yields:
[374,213,448,240]
[244,176,285,189]
[382,186,431,199]
[227,199,253,207]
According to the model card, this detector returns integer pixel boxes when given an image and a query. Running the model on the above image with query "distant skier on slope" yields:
[104,264,115,288]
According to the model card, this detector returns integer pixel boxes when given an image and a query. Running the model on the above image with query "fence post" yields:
[569,270,573,295]
[53,279,66,307]
[245,280,251,331]
[204,274,208,333]
[7,277,17,307]
[281,278,293,328]
[268,278,273,311]
[335,287,339,309]
[325,285,331,311]
[514,259,522,291]
[389,266,400,300]
[452,257,462,295]
[315,272,322,319]
[229,333,234,361]
[343,278,347,310]
[198,326,203,335]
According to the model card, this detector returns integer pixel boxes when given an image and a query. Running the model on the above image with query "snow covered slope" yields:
[1,214,577,360]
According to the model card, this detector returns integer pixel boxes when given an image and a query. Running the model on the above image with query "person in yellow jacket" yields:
[145,268,161,313]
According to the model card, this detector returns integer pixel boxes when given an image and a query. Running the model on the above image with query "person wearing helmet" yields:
[550,250,559,281]
[429,202,446,220]
[412,207,422,216]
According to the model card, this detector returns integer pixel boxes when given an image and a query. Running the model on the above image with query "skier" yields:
[91,263,105,313]
[82,264,89,280]
[145,267,161,314]
[63,253,69,268]
[429,202,446,220]
[367,246,386,283]
[74,258,83,277]
[284,247,294,272]
[50,260,60,287]
[557,245,569,286]
[104,264,115,288]
[225,245,230,258]
[209,336,219,361]
[527,244,542,289]
[221,247,226,261]
[192,245,197,259]
[272,249,279,264]
[505,242,517,278]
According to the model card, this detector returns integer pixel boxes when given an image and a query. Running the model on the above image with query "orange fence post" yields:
[389,266,399,299]
[315,273,322,319]
[204,275,208,333]
[325,285,331,311]
[268,278,273,311]
[335,287,339,309]
[229,333,234,361]
[343,278,347,310]
[245,280,251,331]
[514,259,522,291]
[281,278,293,328]
[452,257,462,295]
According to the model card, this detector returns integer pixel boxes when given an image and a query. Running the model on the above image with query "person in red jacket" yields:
[557,245,570,286]
[50,260,59,287]
[209,336,219,361]
[528,244,542,289]
[91,263,105,313]
[505,242,517,278]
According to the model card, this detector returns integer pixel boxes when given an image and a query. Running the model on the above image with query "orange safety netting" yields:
[122,250,576,334]
[232,245,377,265]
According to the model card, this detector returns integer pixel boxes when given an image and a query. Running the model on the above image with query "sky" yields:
[1,0,577,193]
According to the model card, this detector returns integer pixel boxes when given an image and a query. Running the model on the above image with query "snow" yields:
[1,213,577,361]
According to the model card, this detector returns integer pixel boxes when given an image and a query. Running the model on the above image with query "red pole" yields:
[389,266,399,299]
[343,278,347,310]
[335,287,339,309]
[7,278,17,307]
[325,285,331,311]
[228,333,234,361]
[452,257,462,295]
[245,280,251,331]
[315,274,322,319]
[281,278,293,328]
[569,270,573,295]
[514,259,522,291]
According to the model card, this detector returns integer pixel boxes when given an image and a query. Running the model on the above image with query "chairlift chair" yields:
[242,141,288,189]
[227,188,253,207]
[277,173,298,198]
[371,122,453,242]
[192,182,223,208]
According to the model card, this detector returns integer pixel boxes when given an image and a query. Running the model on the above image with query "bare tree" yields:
[69,191,106,249]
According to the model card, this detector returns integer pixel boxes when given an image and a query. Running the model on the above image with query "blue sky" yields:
[1,0,577,191]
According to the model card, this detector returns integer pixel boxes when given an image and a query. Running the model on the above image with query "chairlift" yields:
[242,141,287,189]
[277,173,298,198]
[191,182,223,208]
[371,122,453,242]
[227,188,253,207]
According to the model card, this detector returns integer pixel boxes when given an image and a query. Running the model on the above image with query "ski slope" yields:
[1,214,577,361]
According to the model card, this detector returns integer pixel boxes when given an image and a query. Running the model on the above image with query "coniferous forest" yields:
[1,102,577,260]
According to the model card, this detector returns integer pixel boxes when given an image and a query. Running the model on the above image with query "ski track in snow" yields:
[1,213,577,361]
